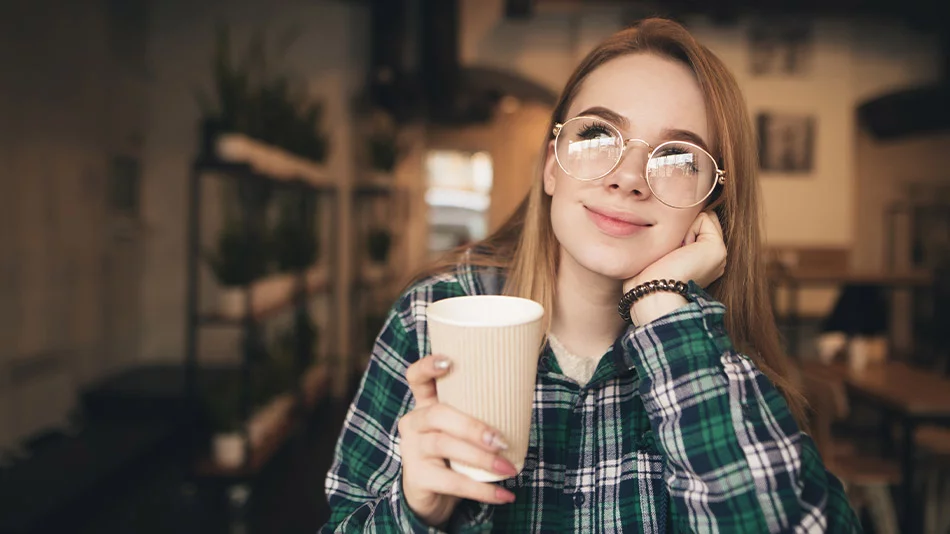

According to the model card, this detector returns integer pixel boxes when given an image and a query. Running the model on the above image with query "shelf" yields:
[193,158,339,194]
[209,133,336,189]
[194,412,295,479]
[200,266,331,325]
[354,176,398,196]
[357,264,396,289]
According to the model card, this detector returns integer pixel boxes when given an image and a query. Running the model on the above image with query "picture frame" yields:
[756,113,816,173]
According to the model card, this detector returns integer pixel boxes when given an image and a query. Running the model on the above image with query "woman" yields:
[324,18,859,533]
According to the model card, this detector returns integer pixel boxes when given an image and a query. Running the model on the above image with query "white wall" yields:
[140,0,368,366]
[458,1,942,316]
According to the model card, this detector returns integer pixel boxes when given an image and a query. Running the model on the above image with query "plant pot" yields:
[362,263,388,285]
[257,273,296,310]
[218,274,297,318]
[218,287,248,318]
[212,433,246,468]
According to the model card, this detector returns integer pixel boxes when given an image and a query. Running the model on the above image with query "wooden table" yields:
[802,361,950,534]
[769,268,932,357]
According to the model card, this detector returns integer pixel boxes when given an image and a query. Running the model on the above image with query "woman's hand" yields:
[622,211,726,325]
[398,356,517,527]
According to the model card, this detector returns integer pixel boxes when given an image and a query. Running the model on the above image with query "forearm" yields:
[620,284,859,532]
[323,475,458,534]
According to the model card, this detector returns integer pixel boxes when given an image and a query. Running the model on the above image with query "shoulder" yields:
[392,262,507,327]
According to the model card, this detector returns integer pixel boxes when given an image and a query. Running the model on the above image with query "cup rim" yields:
[426,295,544,328]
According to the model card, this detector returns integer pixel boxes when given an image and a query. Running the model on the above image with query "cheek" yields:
[660,212,697,246]
[548,195,703,280]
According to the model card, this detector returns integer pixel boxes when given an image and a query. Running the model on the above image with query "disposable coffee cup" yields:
[426,295,544,482]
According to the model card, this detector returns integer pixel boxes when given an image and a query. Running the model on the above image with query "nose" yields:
[604,141,651,199]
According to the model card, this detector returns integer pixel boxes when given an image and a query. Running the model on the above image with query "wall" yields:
[854,132,950,272]
[458,0,941,316]
[140,0,368,381]
[851,21,944,271]
[427,102,552,232]
[0,0,148,447]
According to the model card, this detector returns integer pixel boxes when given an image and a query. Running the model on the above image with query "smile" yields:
[584,206,652,237]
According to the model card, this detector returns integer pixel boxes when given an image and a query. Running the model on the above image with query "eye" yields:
[576,122,614,140]
[652,145,702,173]
[655,145,690,157]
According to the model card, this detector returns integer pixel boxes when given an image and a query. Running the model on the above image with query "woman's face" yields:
[543,53,713,282]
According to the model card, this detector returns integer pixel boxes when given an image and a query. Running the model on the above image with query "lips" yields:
[584,206,652,237]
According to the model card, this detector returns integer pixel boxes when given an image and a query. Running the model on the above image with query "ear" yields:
[542,140,558,196]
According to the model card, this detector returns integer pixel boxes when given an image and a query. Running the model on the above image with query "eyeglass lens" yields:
[555,117,717,208]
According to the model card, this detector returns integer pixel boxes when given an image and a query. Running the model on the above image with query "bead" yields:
[617,279,690,324]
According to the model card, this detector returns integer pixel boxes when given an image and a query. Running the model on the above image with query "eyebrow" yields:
[577,106,629,130]
[660,128,712,153]
[575,106,713,154]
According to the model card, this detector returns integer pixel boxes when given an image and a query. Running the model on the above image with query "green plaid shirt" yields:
[323,265,859,533]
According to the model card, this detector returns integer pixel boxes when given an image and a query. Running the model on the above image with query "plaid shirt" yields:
[323,265,859,533]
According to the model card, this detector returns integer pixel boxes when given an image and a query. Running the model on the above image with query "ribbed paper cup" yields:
[427,295,544,482]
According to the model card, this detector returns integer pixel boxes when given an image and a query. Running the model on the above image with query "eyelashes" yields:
[576,122,615,140]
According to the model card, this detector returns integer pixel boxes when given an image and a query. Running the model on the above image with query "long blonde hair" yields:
[418,18,806,426]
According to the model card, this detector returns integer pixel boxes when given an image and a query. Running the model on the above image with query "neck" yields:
[550,249,627,359]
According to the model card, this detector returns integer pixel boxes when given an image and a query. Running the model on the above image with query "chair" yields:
[916,426,950,534]
[801,372,901,533]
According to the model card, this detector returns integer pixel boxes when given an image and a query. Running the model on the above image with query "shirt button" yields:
[573,492,585,506]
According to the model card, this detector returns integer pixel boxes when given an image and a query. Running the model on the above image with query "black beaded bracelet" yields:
[617,279,689,324]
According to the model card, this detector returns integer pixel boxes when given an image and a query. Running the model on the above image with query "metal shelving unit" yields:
[184,145,339,478]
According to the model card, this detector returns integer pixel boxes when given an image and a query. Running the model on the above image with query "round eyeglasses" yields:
[552,116,726,209]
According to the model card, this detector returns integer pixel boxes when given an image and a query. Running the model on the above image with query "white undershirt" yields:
[547,333,602,386]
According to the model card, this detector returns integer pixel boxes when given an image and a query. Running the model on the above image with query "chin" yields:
[569,241,650,281]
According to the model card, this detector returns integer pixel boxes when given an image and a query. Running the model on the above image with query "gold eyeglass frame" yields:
[552,115,727,209]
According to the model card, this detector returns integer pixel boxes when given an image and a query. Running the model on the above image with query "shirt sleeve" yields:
[620,282,861,533]
[321,288,494,534]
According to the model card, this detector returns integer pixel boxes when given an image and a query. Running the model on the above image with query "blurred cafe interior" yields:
[1,0,949,532]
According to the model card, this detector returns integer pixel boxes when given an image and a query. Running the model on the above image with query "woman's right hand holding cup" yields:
[398,355,518,527]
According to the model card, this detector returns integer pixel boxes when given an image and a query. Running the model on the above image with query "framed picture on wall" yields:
[748,19,813,76]
[756,112,816,173]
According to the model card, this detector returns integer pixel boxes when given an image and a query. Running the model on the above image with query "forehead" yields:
[566,53,710,144]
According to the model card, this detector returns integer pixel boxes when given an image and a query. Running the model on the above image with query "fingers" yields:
[412,403,509,451]
[406,355,452,408]
[699,211,727,277]
[421,432,518,478]
[421,469,517,504]
[706,210,724,238]
[684,211,706,245]
[693,211,725,246]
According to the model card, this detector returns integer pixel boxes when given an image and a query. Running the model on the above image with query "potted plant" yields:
[196,23,252,156]
[363,228,392,283]
[205,379,246,468]
[247,351,295,446]
[206,221,270,316]
[273,191,319,272]
[366,109,402,179]
[197,23,331,175]
[367,228,392,264]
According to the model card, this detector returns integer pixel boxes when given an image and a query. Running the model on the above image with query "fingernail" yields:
[493,457,518,476]
[483,431,509,450]
[433,357,451,370]
[495,488,516,503]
